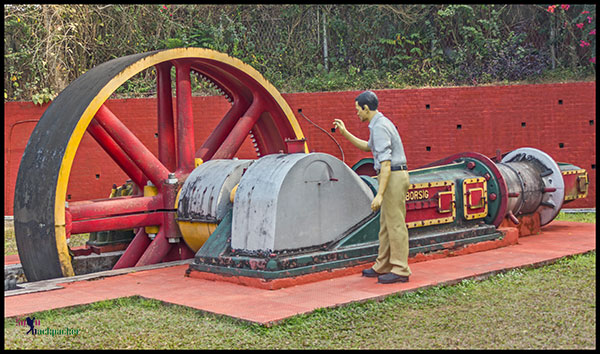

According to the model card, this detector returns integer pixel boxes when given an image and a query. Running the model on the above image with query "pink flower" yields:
[590,29,597,35]
[576,23,584,29]
[162,5,168,9]
[561,4,570,11]
[590,57,596,64]
[547,5,556,13]
[581,11,589,14]
[587,16,593,24]
[580,40,590,47]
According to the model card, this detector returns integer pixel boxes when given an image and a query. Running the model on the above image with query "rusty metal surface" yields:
[177,159,253,223]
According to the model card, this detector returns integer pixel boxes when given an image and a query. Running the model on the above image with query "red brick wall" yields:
[4,82,595,215]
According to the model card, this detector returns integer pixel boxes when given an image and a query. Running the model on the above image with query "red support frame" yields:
[112,228,152,269]
[135,228,172,266]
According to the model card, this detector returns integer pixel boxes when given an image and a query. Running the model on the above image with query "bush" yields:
[3,4,596,102]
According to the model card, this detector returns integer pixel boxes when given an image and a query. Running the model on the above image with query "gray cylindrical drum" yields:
[496,162,543,216]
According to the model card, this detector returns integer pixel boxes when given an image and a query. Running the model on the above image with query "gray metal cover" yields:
[177,159,253,223]
[231,153,375,251]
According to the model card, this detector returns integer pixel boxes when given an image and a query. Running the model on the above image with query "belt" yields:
[376,165,407,174]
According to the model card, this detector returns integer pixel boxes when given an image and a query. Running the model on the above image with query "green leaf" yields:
[410,47,423,56]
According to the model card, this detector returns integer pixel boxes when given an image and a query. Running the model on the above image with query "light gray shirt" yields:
[367,112,407,171]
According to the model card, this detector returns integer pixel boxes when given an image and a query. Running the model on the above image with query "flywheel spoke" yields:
[196,94,250,162]
[212,98,265,159]
[87,119,148,189]
[190,63,251,161]
[174,61,196,174]
[94,104,171,188]
[156,62,177,172]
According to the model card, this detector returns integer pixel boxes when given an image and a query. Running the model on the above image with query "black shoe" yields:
[362,268,382,278]
[377,273,409,284]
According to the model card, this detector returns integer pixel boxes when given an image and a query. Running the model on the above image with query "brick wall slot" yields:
[590,120,594,126]
[457,124,462,129]
[95,174,101,179]
[426,146,431,151]
[559,143,564,148]
[425,104,430,109]
[558,99,563,105]
[521,122,526,127]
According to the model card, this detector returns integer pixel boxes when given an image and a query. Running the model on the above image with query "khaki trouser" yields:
[372,170,411,276]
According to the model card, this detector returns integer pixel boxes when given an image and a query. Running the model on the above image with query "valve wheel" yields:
[14,48,308,282]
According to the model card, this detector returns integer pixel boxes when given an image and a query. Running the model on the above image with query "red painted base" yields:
[186,227,520,290]
[499,212,542,237]
[5,221,594,325]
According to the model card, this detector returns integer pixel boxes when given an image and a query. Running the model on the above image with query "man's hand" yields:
[371,193,383,212]
[333,119,347,135]
[333,118,370,151]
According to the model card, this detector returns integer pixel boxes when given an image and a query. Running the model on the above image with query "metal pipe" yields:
[71,212,163,234]
[69,195,163,221]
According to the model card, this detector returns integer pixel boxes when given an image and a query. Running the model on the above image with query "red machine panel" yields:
[405,181,456,228]
[562,169,588,202]
[463,177,488,220]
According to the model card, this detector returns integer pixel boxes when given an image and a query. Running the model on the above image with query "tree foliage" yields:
[3,4,596,103]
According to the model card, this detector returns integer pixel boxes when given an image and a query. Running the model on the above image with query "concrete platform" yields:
[4,221,595,326]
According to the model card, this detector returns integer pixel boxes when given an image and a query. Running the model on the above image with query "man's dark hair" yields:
[355,90,379,111]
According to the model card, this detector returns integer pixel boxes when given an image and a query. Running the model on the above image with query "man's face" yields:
[355,101,369,122]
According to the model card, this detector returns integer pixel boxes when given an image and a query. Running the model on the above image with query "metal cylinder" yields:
[496,162,543,216]
[176,159,253,252]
